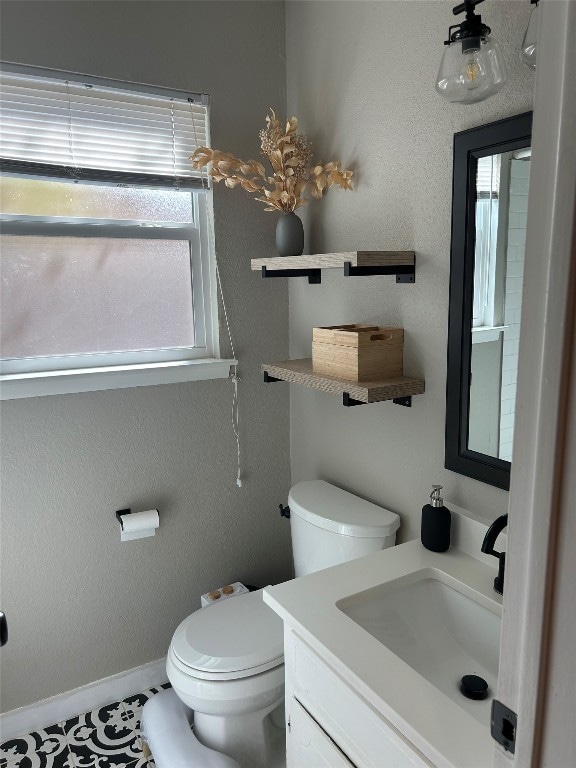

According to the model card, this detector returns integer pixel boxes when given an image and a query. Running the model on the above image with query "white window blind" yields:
[0,70,209,189]
[476,154,501,199]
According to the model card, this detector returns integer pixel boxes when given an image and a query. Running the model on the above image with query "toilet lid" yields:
[171,590,284,675]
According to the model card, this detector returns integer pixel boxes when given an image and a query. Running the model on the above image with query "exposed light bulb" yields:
[462,48,486,89]
[464,56,481,82]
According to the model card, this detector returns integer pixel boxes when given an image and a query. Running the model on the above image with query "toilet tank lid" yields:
[288,481,400,538]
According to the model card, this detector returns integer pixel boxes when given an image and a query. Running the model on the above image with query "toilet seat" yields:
[167,592,286,720]
[171,590,284,681]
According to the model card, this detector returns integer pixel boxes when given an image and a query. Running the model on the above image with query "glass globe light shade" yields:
[521,4,539,70]
[435,35,507,104]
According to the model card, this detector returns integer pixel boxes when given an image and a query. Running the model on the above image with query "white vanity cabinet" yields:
[284,629,433,768]
[289,698,355,767]
[265,540,500,768]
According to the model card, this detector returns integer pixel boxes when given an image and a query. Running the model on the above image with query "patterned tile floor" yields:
[0,683,171,768]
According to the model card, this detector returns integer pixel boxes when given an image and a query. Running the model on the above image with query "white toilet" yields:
[164,480,400,768]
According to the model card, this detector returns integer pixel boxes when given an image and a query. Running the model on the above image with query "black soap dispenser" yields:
[421,485,451,552]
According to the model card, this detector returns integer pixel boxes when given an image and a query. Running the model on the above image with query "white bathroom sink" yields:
[337,570,501,724]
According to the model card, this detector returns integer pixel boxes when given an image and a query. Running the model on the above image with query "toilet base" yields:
[141,689,241,768]
[194,701,286,768]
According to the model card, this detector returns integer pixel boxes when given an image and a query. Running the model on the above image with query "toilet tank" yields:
[288,480,400,577]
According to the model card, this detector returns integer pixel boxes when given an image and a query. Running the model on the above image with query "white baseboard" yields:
[0,657,168,742]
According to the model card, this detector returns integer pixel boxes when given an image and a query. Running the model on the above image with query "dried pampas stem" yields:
[191,109,353,213]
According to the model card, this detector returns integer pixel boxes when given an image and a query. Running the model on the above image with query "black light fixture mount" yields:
[443,0,490,53]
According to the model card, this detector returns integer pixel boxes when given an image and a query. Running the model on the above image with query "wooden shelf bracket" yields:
[342,261,415,283]
[261,265,321,284]
[342,391,412,407]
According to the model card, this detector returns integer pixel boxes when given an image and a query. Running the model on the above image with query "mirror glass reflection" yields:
[468,148,531,462]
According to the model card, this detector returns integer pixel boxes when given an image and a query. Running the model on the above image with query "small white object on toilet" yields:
[141,688,240,768]
[201,582,250,607]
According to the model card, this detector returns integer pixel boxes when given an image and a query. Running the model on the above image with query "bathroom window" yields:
[0,67,231,398]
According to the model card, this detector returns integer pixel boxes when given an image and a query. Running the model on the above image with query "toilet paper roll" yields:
[120,509,159,541]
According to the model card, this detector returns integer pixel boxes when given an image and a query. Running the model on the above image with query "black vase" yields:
[276,212,304,256]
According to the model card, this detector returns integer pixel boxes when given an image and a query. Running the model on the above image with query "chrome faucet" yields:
[481,514,508,595]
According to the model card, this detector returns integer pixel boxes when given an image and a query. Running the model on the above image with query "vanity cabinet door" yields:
[286,630,433,768]
[289,698,357,768]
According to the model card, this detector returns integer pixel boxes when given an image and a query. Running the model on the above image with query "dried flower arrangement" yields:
[191,109,353,213]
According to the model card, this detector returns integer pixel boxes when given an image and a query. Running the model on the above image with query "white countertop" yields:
[263,540,501,768]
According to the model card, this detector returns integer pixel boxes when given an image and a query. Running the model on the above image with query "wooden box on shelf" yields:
[312,324,404,382]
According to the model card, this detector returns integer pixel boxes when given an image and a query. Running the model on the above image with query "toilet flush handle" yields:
[279,504,291,519]
[0,612,7,647]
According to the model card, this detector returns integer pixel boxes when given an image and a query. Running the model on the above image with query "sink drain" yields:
[460,674,489,700]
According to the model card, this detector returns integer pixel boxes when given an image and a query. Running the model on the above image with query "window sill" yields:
[471,325,507,344]
[0,357,237,400]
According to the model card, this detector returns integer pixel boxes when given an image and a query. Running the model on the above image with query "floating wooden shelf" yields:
[262,358,425,407]
[251,251,416,284]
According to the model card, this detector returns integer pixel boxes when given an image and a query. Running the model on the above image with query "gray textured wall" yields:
[0,1,291,713]
[286,1,534,542]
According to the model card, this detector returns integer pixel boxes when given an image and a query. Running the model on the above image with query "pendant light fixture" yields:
[436,0,507,104]
[521,0,539,70]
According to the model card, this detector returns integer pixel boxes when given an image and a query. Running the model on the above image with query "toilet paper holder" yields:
[115,508,132,528]
[115,508,160,541]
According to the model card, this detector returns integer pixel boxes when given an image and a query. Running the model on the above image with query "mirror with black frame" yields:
[445,112,532,491]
